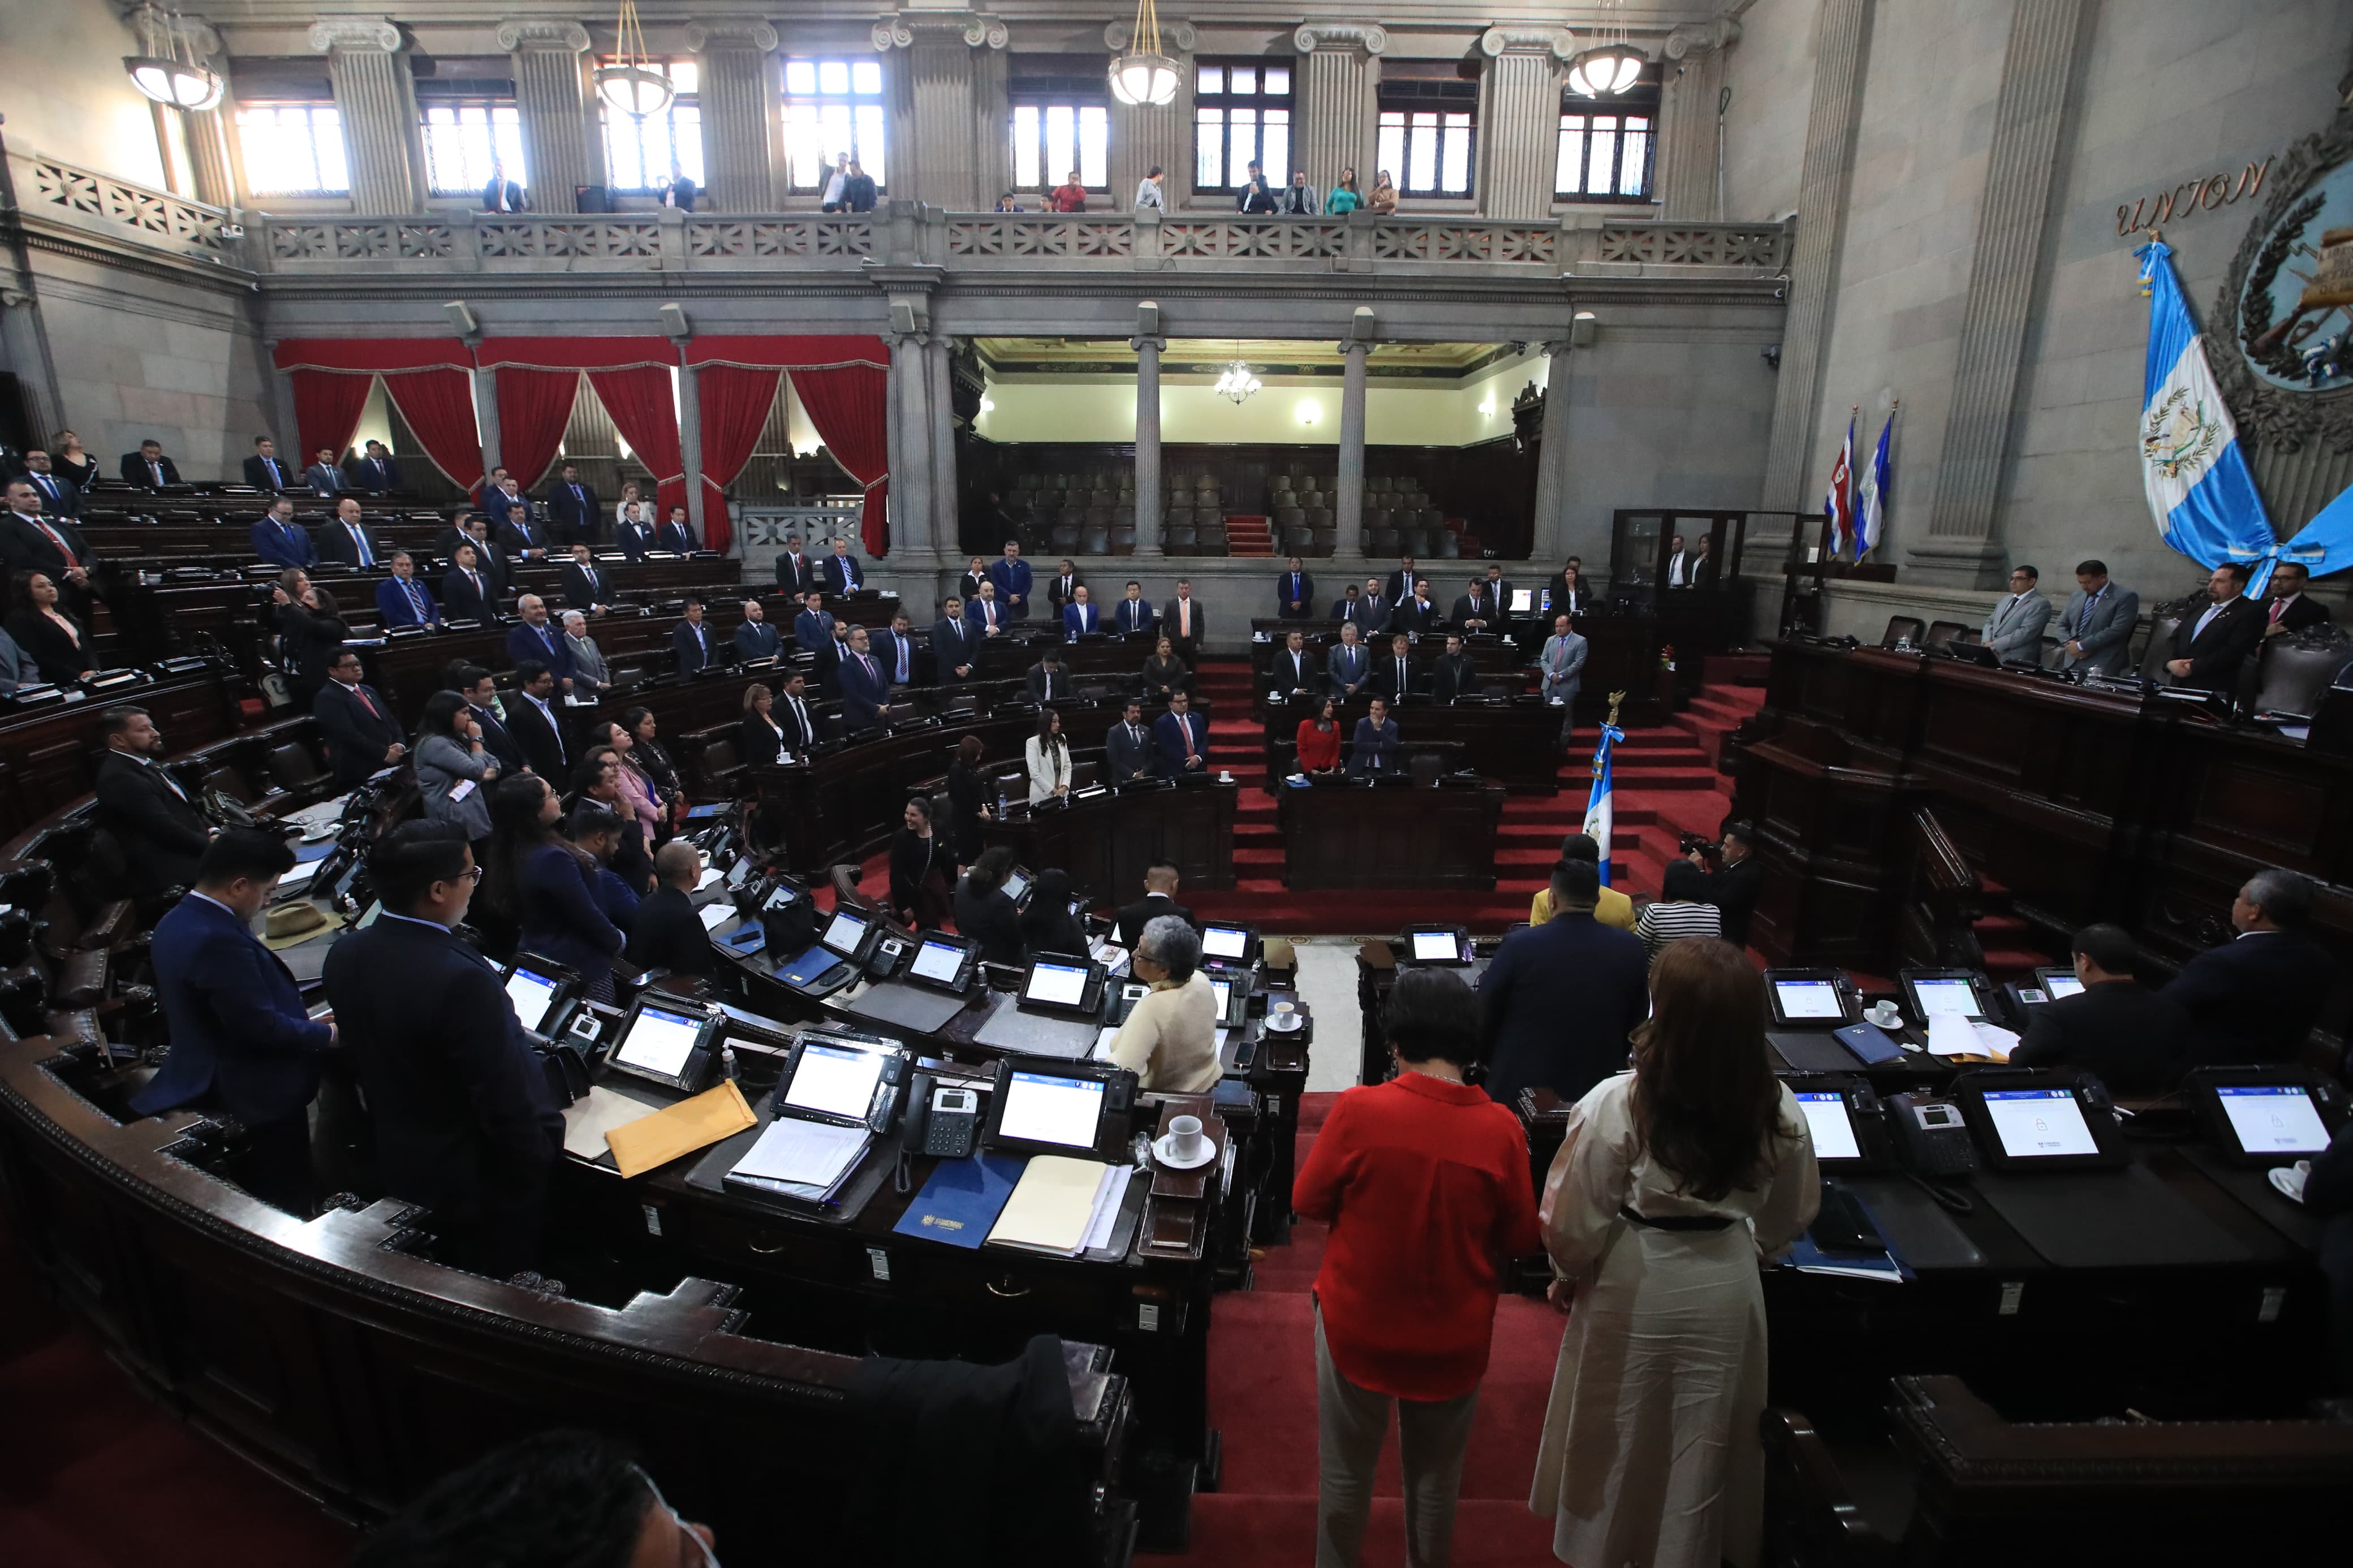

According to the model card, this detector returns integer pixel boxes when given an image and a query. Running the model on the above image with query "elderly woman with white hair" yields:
[562,610,612,694]
[1107,913,1221,1092]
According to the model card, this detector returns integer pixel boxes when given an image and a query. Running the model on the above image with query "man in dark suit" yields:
[1115,863,1195,949]
[2164,562,2264,692]
[243,436,295,490]
[1105,698,1153,785]
[544,464,601,546]
[772,671,820,754]
[313,650,407,787]
[251,496,318,571]
[561,542,611,615]
[16,450,80,518]
[792,589,838,681]
[129,830,337,1213]
[346,440,402,493]
[1046,559,1083,621]
[1333,582,1377,634]
[1277,557,1315,620]
[1269,629,1317,698]
[871,612,920,686]
[988,540,1032,619]
[1113,580,1155,637]
[440,542,495,621]
[627,841,718,976]
[2262,561,2332,638]
[1430,633,1481,703]
[656,506,700,553]
[1478,859,1650,1107]
[932,596,980,684]
[375,551,441,628]
[614,509,656,561]
[508,595,576,692]
[464,517,515,595]
[732,598,783,661]
[304,447,347,495]
[495,493,550,561]
[1384,557,1421,606]
[822,537,865,594]
[1163,580,1206,663]
[1154,689,1209,777]
[453,664,524,775]
[121,439,181,487]
[1690,822,1763,948]
[671,596,718,675]
[2011,923,2189,1095]
[325,822,563,1279]
[773,534,818,596]
[1347,697,1400,777]
[1482,562,1515,616]
[480,474,527,535]
[1,478,97,614]
[1371,633,1419,706]
[313,496,385,569]
[837,626,890,731]
[1387,581,1438,637]
[1451,577,1497,635]
[93,705,212,895]
[2162,867,2334,1066]
[505,662,570,779]
[1326,620,1371,699]
[1061,583,1102,640]
[1025,645,1068,703]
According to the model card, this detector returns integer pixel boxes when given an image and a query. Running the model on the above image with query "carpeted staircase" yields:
[1222,516,1275,556]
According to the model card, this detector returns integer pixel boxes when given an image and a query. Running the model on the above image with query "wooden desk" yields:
[1261,694,1563,793]
[984,784,1239,900]
[0,671,248,843]
[1277,780,1504,889]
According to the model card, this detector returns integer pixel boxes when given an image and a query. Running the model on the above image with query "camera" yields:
[1678,832,1722,862]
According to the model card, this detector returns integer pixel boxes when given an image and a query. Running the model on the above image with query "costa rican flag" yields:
[1824,414,1855,559]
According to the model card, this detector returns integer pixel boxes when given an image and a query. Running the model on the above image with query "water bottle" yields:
[997,786,1009,821]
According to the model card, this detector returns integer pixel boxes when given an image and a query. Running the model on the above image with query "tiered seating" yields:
[1267,468,1336,558]
[1006,469,1136,556]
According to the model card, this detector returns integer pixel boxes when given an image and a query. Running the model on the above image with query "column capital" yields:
[872,8,1009,52]
[686,19,779,52]
[1479,27,1573,63]
[1130,335,1167,355]
[1104,17,1196,53]
[308,16,403,54]
[1293,22,1387,57]
[495,19,591,53]
[1664,16,1742,60]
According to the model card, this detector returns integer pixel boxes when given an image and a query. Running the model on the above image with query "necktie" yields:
[1182,718,1196,760]
[352,525,373,568]
[1397,659,1406,691]
[38,476,57,504]
[792,698,807,737]
[540,627,557,656]
[895,641,908,681]
[353,684,382,720]
[150,461,163,486]
[404,580,425,618]
[1180,601,1191,636]
[35,520,77,571]
[2271,597,2286,625]
[696,625,707,653]
[860,654,876,685]
[572,486,584,507]
[151,763,188,803]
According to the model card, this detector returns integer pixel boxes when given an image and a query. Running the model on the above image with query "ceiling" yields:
[973,338,1519,379]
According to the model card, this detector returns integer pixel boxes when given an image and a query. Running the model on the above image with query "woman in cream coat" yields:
[1023,708,1072,803]
[1529,938,1818,1568]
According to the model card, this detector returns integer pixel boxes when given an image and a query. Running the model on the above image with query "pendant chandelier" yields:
[123,3,225,113]
[595,0,674,118]
[1566,0,1644,98]
[1109,0,1183,107]
[1214,347,1261,405]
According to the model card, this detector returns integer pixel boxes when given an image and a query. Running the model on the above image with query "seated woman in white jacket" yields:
[1023,709,1073,802]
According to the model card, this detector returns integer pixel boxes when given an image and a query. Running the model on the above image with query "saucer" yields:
[1153,1133,1217,1171]
[1264,1012,1304,1033]
[2268,1164,2309,1204]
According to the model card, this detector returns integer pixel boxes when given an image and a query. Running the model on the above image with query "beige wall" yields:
[0,6,169,188]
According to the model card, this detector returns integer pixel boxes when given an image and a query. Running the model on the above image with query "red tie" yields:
[354,684,381,719]
[35,519,76,570]
[2271,598,2286,624]
[1182,719,1196,760]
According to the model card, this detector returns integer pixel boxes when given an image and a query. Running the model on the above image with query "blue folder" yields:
[891,1153,1025,1250]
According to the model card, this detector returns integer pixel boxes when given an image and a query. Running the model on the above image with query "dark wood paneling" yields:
[1276,783,1503,889]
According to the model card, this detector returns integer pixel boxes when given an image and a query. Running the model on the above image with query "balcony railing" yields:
[8,149,1792,283]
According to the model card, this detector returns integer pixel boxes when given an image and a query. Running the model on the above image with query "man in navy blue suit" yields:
[131,830,336,1214]
[1062,582,1100,640]
[452,664,524,775]
[325,822,564,1278]
[250,495,317,570]
[1113,579,1154,637]
[988,539,1032,619]
[671,595,718,675]
[2162,867,2334,1066]
[1105,697,1153,784]
[822,536,864,594]
[507,595,576,693]
[1277,556,1315,619]
[544,463,601,546]
[614,509,656,560]
[836,625,889,730]
[1347,696,1400,777]
[1154,689,1209,777]
[314,650,408,787]
[347,439,401,492]
[871,611,919,686]
[1477,858,1650,1107]
[656,505,700,553]
[931,595,979,684]
[375,550,441,628]
[732,597,782,661]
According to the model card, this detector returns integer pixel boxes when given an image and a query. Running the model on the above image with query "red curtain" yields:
[693,365,780,558]
[491,367,579,492]
[787,363,891,556]
[273,338,473,373]
[287,369,374,466]
[584,365,688,532]
[378,368,484,493]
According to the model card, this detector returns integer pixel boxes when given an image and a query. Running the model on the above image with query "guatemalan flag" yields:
[1854,413,1891,561]
[1823,415,1855,559]
[1581,718,1624,889]
[2136,239,2279,589]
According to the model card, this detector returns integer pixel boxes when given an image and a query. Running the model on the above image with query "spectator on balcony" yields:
[51,431,98,491]
[1047,169,1088,213]
[482,160,526,213]
[1236,161,1278,214]
[821,152,852,210]
[842,157,877,214]
[993,191,1025,212]
[1369,169,1398,215]
[662,162,696,212]
[1277,170,1321,216]
[1327,167,1363,215]
[347,439,401,493]
[1135,165,1166,210]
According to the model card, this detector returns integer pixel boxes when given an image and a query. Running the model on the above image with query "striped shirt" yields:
[1635,899,1722,964]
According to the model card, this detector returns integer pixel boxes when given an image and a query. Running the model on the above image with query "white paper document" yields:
[561,1085,662,1160]
[1091,1024,1123,1062]
[730,1118,869,1190]
[1926,1013,2016,1061]
[1081,1165,1134,1254]
[699,903,738,932]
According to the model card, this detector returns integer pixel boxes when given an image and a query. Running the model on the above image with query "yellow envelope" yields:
[605,1079,757,1180]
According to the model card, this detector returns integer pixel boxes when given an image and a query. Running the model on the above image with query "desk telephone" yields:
[900,1071,981,1160]
[1888,1091,1978,1178]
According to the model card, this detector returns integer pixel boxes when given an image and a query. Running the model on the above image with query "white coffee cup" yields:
[1218,770,1233,783]
[1866,1000,1902,1029]
[1166,1114,1207,1163]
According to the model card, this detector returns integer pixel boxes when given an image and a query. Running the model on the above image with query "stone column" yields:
[1132,330,1165,556]
[1759,0,1873,513]
[674,345,709,541]
[1657,18,1741,221]
[1912,0,2090,588]
[309,18,421,213]
[925,337,957,561]
[1292,23,1385,185]
[1105,18,1197,207]
[498,20,593,215]
[884,304,937,561]
[177,19,238,209]
[1476,28,1571,222]
[687,20,780,213]
[1529,339,1576,565]
[1335,340,1371,548]
[872,8,1010,212]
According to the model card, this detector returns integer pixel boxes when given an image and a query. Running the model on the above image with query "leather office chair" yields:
[1109,524,1137,556]
[2139,615,2187,682]
[695,736,745,797]
[265,741,330,798]
[1166,522,1196,554]
[1407,751,1443,788]
[1881,616,1926,650]
[1310,528,1338,558]
[1081,521,1111,555]
[2251,632,2352,715]
[1432,529,1460,559]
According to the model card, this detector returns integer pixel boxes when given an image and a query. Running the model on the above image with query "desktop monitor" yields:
[1001,867,1032,908]
[1901,969,1992,1024]
[1510,588,1535,614]
[2195,1078,2334,1165]
[2033,966,2085,1001]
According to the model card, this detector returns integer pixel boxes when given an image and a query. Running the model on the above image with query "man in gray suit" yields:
[2054,558,2139,676]
[1541,612,1588,743]
[1981,564,2053,662]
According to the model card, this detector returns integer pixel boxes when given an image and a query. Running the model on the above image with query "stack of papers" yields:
[1927,1014,2019,1061]
[987,1156,1132,1256]
[728,1117,870,1199]
[698,903,738,932]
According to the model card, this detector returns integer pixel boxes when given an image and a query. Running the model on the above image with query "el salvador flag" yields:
[2136,239,2279,588]
[1581,720,1623,889]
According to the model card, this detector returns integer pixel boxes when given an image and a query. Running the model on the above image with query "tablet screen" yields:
[2043,974,2084,999]
[1912,979,1981,1018]
[1025,960,1090,1008]
[726,856,753,888]
[998,1070,1105,1149]
[1795,1091,1862,1162]
[764,883,798,911]
[1002,870,1030,904]
[1410,930,1460,963]
[1981,1088,2098,1158]
[910,937,967,986]
[820,908,869,957]
[783,1042,885,1121]
[1774,980,1845,1020]
[504,966,561,1031]
[2215,1085,2330,1156]
[614,1005,705,1080]
[1201,925,1248,960]
[1208,977,1232,1018]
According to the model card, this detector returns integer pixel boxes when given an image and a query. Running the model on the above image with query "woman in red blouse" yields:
[1294,966,1541,1568]
[1295,696,1343,775]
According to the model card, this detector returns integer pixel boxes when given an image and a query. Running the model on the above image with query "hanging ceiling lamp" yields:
[1214,346,1261,405]
[594,0,674,118]
[1109,0,1182,107]
[123,3,225,112]
[1565,0,1644,98]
